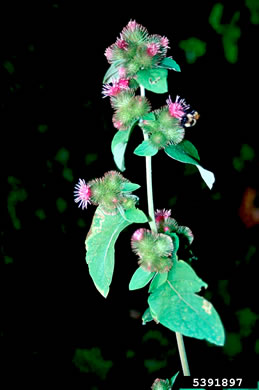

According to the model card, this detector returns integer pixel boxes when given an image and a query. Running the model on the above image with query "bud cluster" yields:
[141,105,185,149]
[104,20,170,77]
[74,171,137,213]
[151,378,172,390]
[111,91,151,130]
[131,228,174,273]
[155,209,194,245]
[103,20,172,131]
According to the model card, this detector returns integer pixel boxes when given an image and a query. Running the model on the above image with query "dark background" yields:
[1,1,259,388]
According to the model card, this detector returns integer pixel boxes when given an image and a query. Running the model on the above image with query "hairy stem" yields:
[140,85,190,376]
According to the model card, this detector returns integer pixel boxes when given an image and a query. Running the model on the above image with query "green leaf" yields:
[121,182,140,192]
[169,371,179,387]
[142,307,155,325]
[165,140,215,189]
[141,112,156,121]
[167,232,180,257]
[168,260,208,292]
[159,57,181,72]
[111,120,138,171]
[129,267,155,290]
[137,68,168,93]
[85,207,135,297]
[129,78,139,89]
[148,260,225,345]
[103,60,124,83]
[124,208,148,223]
[148,272,168,293]
[180,139,200,161]
[134,140,158,156]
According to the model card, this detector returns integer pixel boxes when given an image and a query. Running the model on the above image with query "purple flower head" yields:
[167,95,190,119]
[74,179,92,210]
[146,42,160,57]
[102,79,129,98]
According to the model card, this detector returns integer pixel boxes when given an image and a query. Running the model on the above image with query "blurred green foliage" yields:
[218,280,231,306]
[77,218,87,228]
[209,3,240,63]
[179,38,206,64]
[85,153,98,166]
[7,176,28,230]
[246,0,259,24]
[209,3,224,32]
[4,256,13,265]
[144,358,167,374]
[126,349,135,358]
[55,147,70,165]
[142,330,169,346]
[224,332,242,357]
[236,308,258,337]
[56,197,67,213]
[3,60,15,74]
[63,167,74,182]
[35,208,46,220]
[233,144,255,172]
[73,348,113,379]
[37,124,48,133]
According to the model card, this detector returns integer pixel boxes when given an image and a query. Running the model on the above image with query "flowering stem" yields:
[140,85,157,234]
[140,85,190,377]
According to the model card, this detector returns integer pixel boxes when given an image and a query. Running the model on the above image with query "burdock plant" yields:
[74,20,224,387]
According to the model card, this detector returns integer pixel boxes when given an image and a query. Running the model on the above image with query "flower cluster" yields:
[103,20,172,131]
[141,104,185,148]
[74,171,137,213]
[131,228,174,273]
[102,78,130,98]
[140,95,197,149]
[111,90,151,130]
[155,209,194,245]
[104,20,170,77]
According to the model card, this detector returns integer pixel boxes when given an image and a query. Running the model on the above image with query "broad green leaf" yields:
[85,206,139,297]
[165,140,215,189]
[129,267,155,290]
[111,119,138,171]
[159,57,181,72]
[124,208,148,223]
[121,182,140,192]
[168,260,208,293]
[148,272,168,293]
[179,139,200,161]
[111,130,130,171]
[103,60,124,83]
[137,68,168,93]
[148,260,225,345]
[134,140,158,156]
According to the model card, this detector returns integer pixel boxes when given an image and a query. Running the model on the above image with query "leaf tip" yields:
[97,284,109,298]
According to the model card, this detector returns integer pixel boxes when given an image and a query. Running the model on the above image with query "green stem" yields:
[175,332,191,376]
[140,85,190,376]
[140,85,157,233]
